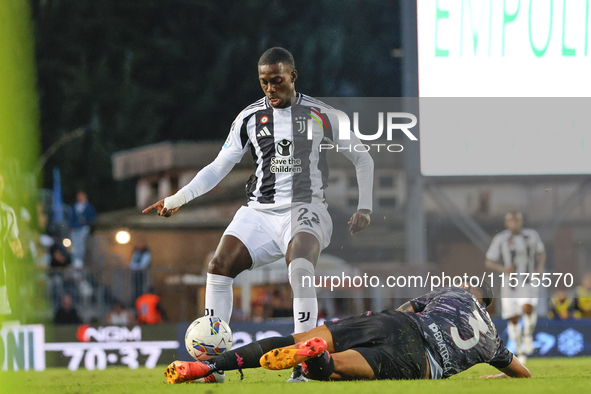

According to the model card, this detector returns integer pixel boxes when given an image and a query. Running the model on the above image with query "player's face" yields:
[258,63,297,108]
[504,213,523,234]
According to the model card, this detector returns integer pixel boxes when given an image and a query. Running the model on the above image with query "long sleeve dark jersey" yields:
[403,287,513,378]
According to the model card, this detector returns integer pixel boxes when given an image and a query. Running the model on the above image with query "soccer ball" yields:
[185,316,233,360]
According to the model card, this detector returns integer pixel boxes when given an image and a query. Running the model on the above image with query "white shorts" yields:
[0,285,11,315]
[501,284,539,319]
[223,204,332,270]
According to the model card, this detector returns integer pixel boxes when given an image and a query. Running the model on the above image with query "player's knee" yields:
[208,254,250,278]
[288,233,320,262]
[207,256,231,276]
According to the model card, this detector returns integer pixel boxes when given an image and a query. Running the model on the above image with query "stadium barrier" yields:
[1,323,178,371]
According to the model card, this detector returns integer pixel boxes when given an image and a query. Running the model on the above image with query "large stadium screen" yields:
[416,0,591,176]
[417,0,591,97]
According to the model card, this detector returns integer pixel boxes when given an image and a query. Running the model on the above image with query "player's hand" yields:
[348,209,371,235]
[479,373,509,379]
[142,200,179,217]
[504,266,515,274]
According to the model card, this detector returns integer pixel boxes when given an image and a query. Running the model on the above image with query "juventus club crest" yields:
[294,116,307,134]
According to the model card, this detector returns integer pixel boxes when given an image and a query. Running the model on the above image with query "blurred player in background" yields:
[485,212,545,363]
[144,47,374,381]
[0,174,24,327]
[165,282,531,383]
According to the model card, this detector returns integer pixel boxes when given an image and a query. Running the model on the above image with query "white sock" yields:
[507,320,523,355]
[205,273,234,323]
[522,312,537,338]
[288,258,318,333]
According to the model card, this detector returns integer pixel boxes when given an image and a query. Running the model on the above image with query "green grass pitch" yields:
[1,357,590,394]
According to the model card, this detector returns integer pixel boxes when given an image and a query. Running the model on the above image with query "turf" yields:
[1,358,590,394]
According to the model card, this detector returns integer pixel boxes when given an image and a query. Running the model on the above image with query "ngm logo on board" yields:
[76,325,142,342]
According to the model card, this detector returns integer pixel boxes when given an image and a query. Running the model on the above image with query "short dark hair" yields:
[258,47,295,70]
[476,280,494,307]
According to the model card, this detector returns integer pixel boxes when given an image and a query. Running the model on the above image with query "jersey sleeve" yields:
[6,206,19,240]
[324,113,374,212]
[485,234,502,261]
[488,336,514,369]
[531,229,545,253]
[216,112,250,164]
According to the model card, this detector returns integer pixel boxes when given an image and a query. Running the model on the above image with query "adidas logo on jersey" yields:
[257,126,272,138]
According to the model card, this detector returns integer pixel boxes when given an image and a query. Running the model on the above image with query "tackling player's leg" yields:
[164,326,336,384]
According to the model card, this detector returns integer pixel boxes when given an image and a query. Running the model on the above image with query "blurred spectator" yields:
[50,240,72,268]
[251,304,265,323]
[269,286,292,318]
[129,243,151,302]
[575,273,591,318]
[54,294,82,325]
[136,289,167,324]
[547,289,575,320]
[231,293,247,322]
[105,301,134,326]
[48,239,81,305]
[69,190,96,267]
[1,173,24,326]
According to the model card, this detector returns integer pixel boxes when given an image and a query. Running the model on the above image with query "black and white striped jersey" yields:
[218,93,372,210]
[485,229,545,275]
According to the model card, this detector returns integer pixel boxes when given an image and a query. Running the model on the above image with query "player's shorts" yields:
[0,285,11,315]
[224,203,332,270]
[325,310,428,380]
[500,283,539,319]
[501,296,539,319]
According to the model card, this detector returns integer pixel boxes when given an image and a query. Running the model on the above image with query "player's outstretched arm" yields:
[142,154,237,218]
[142,199,181,217]
[395,301,415,313]
[480,355,531,379]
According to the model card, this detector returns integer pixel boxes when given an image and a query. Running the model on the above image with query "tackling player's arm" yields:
[396,301,415,313]
[480,355,531,379]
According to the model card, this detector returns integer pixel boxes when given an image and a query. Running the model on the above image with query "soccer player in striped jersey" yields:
[485,212,546,363]
[143,47,374,381]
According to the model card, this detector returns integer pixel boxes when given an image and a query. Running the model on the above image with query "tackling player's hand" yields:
[478,373,509,379]
[142,200,180,217]
[348,209,371,235]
